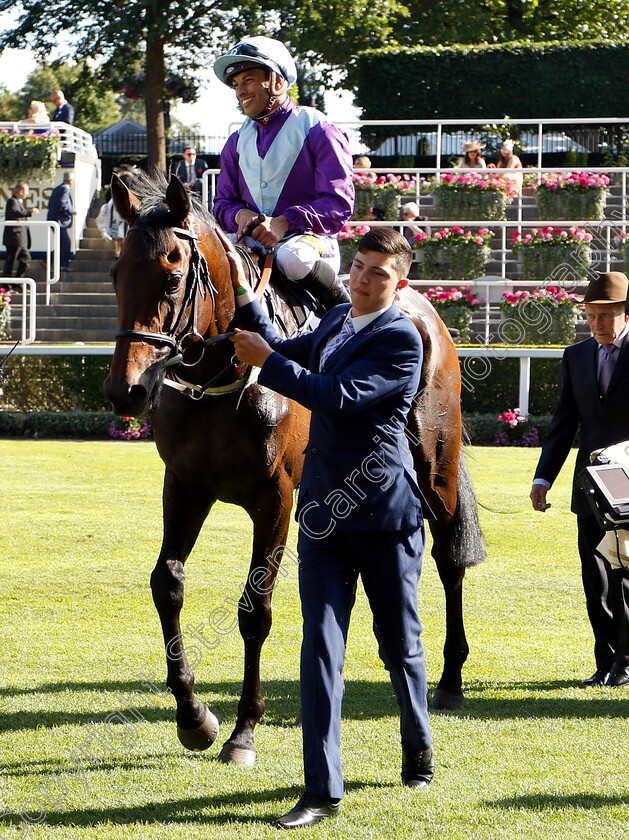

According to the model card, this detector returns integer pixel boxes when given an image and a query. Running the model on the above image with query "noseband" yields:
[115,223,220,368]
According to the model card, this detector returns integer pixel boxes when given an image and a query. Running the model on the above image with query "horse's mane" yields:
[125,168,216,260]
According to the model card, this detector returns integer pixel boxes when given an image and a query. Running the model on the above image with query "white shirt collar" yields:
[348,302,394,333]
[598,322,629,354]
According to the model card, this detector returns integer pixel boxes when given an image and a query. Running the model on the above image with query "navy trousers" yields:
[297,525,431,800]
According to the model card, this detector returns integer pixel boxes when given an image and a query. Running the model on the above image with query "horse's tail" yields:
[448,451,486,569]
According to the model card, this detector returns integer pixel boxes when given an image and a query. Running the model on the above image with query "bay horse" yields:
[104,171,484,766]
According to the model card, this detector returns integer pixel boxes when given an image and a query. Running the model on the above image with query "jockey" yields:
[213,36,354,310]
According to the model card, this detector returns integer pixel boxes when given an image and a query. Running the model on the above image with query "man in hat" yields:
[213,36,354,310]
[531,272,629,687]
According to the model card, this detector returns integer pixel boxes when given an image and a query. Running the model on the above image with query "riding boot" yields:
[300,261,350,311]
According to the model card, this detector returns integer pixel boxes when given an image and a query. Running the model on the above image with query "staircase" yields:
[10,201,119,343]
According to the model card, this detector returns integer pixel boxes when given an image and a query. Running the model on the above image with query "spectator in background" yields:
[22,100,49,126]
[456,140,486,169]
[401,201,423,246]
[3,181,39,282]
[47,171,76,272]
[50,90,75,125]
[175,145,209,195]
[354,155,372,170]
[487,139,523,194]
[96,171,137,257]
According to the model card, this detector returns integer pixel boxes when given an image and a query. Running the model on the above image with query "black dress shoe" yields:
[275,792,340,829]
[401,746,435,788]
[605,668,629,686]
[581,669,610,687]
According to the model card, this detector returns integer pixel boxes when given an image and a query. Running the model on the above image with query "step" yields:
[37,303,119,317]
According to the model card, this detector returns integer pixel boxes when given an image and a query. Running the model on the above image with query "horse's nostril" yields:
[129,384,148,403]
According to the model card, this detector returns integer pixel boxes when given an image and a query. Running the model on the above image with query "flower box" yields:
[337,224,371,272]
[421,284,483,342]
[352,173,416,220]
[434,172,512,221]
[512,226,592,283]
[500,286,581,345]
[0,129,60,183]
[414,226,494,283]
[534,172,609,221]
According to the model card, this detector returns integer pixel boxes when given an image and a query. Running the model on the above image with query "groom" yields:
[221,226,434,829]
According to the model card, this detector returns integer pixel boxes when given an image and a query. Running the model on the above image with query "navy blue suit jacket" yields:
[535,336,629,515]
[240,299,425,536]
[47,183,74,229]
[52,102,74,124]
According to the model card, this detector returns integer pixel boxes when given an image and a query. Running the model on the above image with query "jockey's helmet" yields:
[214,36,297,87]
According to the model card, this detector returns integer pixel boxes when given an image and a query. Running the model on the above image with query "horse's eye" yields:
[166,272,183,293]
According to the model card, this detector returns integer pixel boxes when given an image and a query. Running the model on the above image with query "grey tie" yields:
[599,344,618,396]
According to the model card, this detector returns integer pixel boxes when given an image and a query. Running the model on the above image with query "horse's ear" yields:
[166,175,191,227]
[111,173,141,225]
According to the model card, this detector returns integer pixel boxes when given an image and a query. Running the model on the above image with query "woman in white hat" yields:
[488,139,523,193]
[455,140,486,169]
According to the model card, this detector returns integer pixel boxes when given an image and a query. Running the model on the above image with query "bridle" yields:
[115,222,221,371]
[114,218,271,400]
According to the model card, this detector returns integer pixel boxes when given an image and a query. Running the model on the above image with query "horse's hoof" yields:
[177,706,220,751]
[217,743,257,766]
[430,688,464,711]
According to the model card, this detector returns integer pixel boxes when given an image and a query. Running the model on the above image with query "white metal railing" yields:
[203,165,629,225]
[0,220,61,305]
[0,121,98,158]
[0,278,36,344]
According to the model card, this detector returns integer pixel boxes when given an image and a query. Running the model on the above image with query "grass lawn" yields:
[0,440,628,839]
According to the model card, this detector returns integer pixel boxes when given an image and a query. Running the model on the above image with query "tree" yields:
[0,1,254,171]
[13,60,122,133]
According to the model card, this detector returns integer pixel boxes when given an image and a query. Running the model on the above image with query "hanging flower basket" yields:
[533,172,610,221]
[421,285,483,342]
[337,224,371,272]
[0,288,12,340]
[512,226,592,283]
[499,286,582,345]
[434,172,512,221]
[352,173,416,220]
[413,226,494,282]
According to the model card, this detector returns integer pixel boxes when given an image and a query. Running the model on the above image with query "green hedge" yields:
[0,353,562,417]
[0,410,114,438]
[1,356,111,411]
[460,356,562,415]
[349,40,629,128]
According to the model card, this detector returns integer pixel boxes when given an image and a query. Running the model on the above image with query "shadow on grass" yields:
[2,677,628,735]
[486,791,629,810]
[1,780,391,829]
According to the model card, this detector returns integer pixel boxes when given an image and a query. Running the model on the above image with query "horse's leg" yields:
[218,471,294,766]
[429,456,485,711]
[150,467,219,750]
[429,521,468,711]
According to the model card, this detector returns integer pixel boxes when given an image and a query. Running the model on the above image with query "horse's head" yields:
[104,172,233,417]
